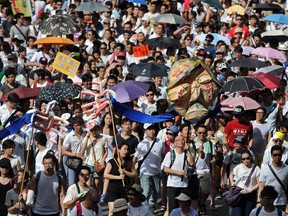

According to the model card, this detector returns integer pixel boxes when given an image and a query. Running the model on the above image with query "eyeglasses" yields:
[236,18,242,21]
[272,153,282,157]
[274,139,283,143]
[198,132,207,135]
[146,93,154,97]
[166,132,175,136]
[205,39,212,42]
[241,157,250,161]
[79,173,90,178]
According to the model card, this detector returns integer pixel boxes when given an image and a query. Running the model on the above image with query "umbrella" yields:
[249,72,280,89]
[255,3,282,11]
[110,80,150,103]
[33,37,74,45]
[201,0,224,9]
[146,37,182,49]
[37,83,82,102]
[222,76,265,93]
[126,0,147,4]
[254,65,285,76]
[130,62,168,77]
[0,87,40,102]
[197,33,231,45]
[264,14,288,24]
[221,97,260,111]
[251,47,287,61]
[40,14,85,36]
[229,58,267,68]
[227,5,245,15]
[242,46,255,56]
[154,13,187,25]
[75,2,110,12]
[261,30,288,43]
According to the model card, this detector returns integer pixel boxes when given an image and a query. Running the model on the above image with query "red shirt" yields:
[224,119,253,148]
[229,25,250,39]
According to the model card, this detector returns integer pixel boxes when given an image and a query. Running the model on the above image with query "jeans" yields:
[140,173,160,207]
[230,191,257,216]
[63,156,76,185]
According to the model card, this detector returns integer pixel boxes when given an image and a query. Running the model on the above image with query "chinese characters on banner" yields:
[10,0,32,17]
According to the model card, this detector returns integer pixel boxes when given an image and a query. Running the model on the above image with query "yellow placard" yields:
[10,0,32,17]
[52,52,80,78]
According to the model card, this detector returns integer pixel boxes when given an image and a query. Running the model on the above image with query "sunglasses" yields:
[146,93,154,97]
[198,132,207,135]
[166,132,175,136]
[79,173,90,178]
[0,166,10,169]
[205,39,212,42]
[272,154,282,157]
[241,157,250,161]
[274,139,283,143]
[236,18,242,21]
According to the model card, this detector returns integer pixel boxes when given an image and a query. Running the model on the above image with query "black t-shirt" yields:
[112,134,139,155]
[0,82,25,95]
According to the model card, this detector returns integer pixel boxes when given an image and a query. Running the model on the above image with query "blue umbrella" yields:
[264,14,288,24]
[126,0,147,5]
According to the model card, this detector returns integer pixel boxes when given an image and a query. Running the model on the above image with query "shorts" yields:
[198,172,211,194]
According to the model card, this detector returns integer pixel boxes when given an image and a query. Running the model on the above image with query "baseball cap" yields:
[197,49,206,56]
[233,105,245,115]
[167,126,179,135]
[219,63,227,71]
[39,57,48,65]
[234,135,244,143]
[193,20,201,27]
[18,46,26,53]
[175,193,192,201]
[143,123,155,130]
[235,28,243,34]
[141,16,150,22]
[216,49,224,54]
[103,19,110,24]
[272,132,285,142]
[117,52,126,58]
[125,184,143,194]
[7,53,17,60]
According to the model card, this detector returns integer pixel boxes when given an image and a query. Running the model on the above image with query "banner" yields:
[10,0,32,17]
[133,44,150,58]
[52,52,80,78]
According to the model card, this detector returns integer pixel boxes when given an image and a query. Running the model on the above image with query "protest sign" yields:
[52,52,80,78]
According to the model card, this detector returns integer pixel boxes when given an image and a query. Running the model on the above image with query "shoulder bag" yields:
[92,139,104,174]
[136,139,157,175]
[268,164,288,198]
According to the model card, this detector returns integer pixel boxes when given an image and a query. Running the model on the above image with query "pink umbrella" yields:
[249,72,280,90]
[221,97,260,111]
[251,47,287,61]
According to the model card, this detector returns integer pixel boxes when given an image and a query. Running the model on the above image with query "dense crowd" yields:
[0,0,288,216]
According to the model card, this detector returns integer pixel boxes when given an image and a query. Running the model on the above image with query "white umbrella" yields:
[254,65,285,76]
[154,13,187,25]
[75,2,110,12]
[261,30,288,42]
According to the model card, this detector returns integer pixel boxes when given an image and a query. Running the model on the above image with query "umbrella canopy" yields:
[221,97,260,111]
[264,14,288,24]
[33,37,74,45]
[251,47,287,61]
[37,83,82,102]
[242,46,255,56]
[222,76,265,93]
[229,58,267,68]
[154,13,187,25]
[254,65,285,76]
[75,2,110,12]
[197,33,231,45]
[0,87,40,102]
[255,3,282,11]
[202,0,224,9]
[146,37,182,49]
[40,14,85,36]
[261,30,288,43]
[127,0,147,4]
[130,62,168,77]
[249,72,280,89]
[110,80,150,103]
[227,5,245,15]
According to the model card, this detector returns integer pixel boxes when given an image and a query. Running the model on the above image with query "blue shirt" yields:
[170,207,199,216]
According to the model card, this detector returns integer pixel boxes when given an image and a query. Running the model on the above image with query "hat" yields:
[141,16,150,22]
[216,49,224,54]
[126,183,143,194]
[167,125,179,134]
[18,46,26,53]
[278,43,288,51]
[103,19,110,24]
[193,20,201,27]
[234,135,244,143]
[0,158,11,167]
[117,52,126,58]
[219,63,227,71]
[39,57,48,65]
[235,28,243,34]
[273,132,285,142]
[143,123,155,130]
[233,105,245,115]
[7,53,17,60]
[112,198,128,213]
[12,35,24,42]
[92,84,100,91]
[175,193,192,201]
[197,49,206,56]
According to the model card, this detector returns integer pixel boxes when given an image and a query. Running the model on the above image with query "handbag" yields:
[136,139,157,175]
[92,139,104,174]
[65,156,83,171]
[225,165,256,206]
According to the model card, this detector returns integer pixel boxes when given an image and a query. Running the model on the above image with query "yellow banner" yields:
[10,0,32,17]
[52,52,80,78]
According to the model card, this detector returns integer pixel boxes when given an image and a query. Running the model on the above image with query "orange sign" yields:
[133,45,150,58]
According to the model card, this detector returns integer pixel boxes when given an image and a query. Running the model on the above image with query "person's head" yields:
[235,14,243,26]
[179,124,189,138]
[196,124,207,141]
[70,116,84,133]
[233,105,245,121]
[78,165,91,183]
[261,88,273,102]
[274,92,285,106]
[106,75,118,88]
[14,169,29,186]
[101,112,112,127]
[205,34,214,46]
[7,92,20,109]
[43,153,57,172]
[271,145,283,164]
[175,135,185,149]
[2,139,15,156]
[113,198,128,216]
[116,143,129,159]
[145,89,155,103]
[34,132,47,147]
[255,107,266,121]
[0,158,13,177]
[14,13,24,24]
[241,149,253,164]
[175,193,192,210]
[272,132,285,146]
[166,125,179,141]
[260,185,278,206]
[144,123,156,139]
[5,67,17,85]
[121,118,132,133]
[73,104,83,117]
[233,135,244,150]
[82,73,93,89]
[126,184,145,205]
[85,189,100,209]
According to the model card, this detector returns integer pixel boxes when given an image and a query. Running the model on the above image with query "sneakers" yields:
[216,191,223,200]
[100,194,106,202]
[149,205,158,214]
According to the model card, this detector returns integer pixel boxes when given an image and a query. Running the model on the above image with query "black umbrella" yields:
[130,63,169,77]
[37,83,82,102]
[146,37,182,49]
[255,3,282,11]
[229,58,268,68]
[222,76,265,93]
[40,14,85,36]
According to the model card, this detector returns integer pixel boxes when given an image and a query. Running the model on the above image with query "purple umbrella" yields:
[111,80,150,103]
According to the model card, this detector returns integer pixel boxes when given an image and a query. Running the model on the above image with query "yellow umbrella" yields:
[34,36,74,45]
[227,5,245,15]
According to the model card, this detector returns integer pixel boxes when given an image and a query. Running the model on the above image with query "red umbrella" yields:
[0,87,40,102]
[249,72,280,90]
[221,97,260,112]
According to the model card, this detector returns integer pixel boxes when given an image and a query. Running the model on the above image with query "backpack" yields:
[256,207,282,216]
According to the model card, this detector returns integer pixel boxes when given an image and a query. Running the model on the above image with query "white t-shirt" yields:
[251,120,272,156]
[35,148,49,174]
[262,146,288,166]
[83,137,108,166]
[233,164,261,189]
[249,207,285,216]
[127,203,151,216]
[70,203,102,216]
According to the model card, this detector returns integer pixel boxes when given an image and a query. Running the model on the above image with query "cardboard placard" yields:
[133,45,150,58]
[52,52,80,78]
